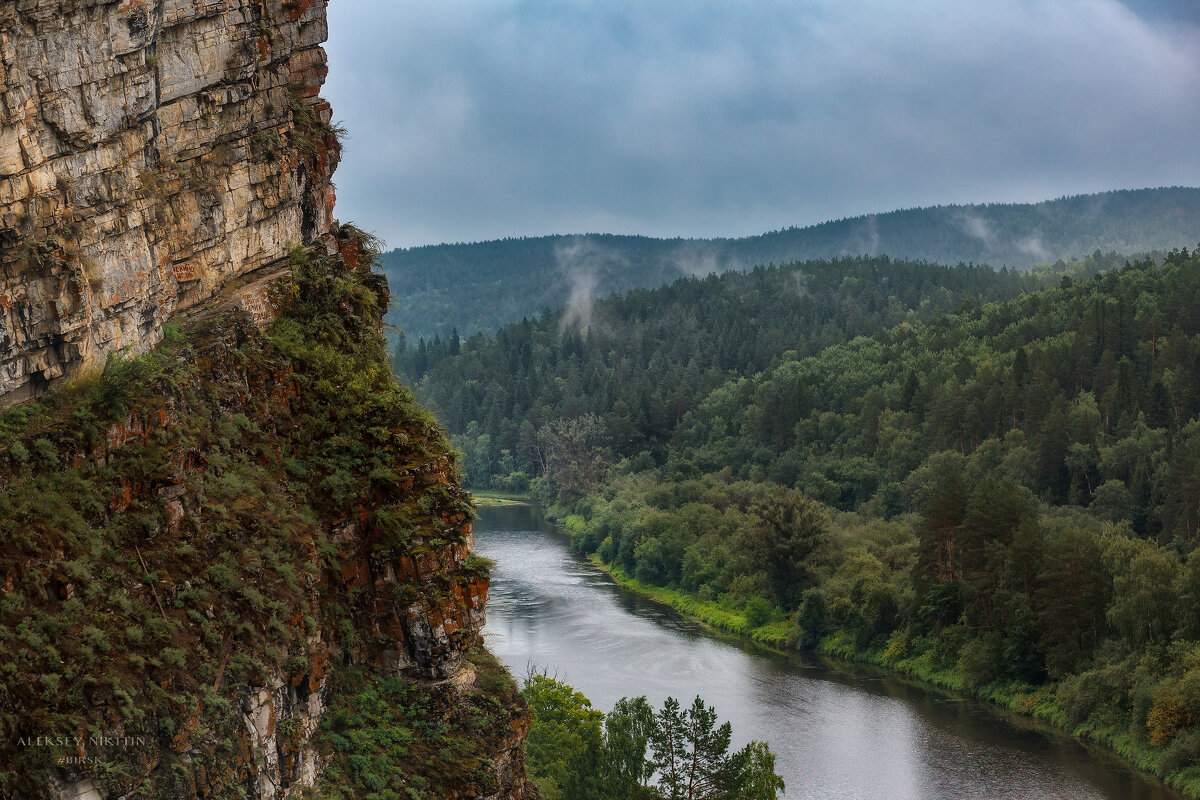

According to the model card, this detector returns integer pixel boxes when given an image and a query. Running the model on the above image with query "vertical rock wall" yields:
[0,0,339,404]
[0,3,539,799]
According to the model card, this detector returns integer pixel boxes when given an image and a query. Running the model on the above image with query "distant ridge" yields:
[379,187,1200,340]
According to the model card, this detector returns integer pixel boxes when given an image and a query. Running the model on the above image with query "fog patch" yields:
[1016,234,1051,261]
[842,215,881,257]
[792,271,810,297]
[669,243,742,278]
[555,237,621,333]
[956,211,997,246]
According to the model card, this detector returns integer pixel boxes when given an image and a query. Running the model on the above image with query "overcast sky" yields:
[323,0,1200,250]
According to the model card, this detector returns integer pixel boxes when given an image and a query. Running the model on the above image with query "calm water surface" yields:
[476,503,1181,800]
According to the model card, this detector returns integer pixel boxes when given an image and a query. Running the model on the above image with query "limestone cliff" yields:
[0,2,537,799]
[0,0,338,404]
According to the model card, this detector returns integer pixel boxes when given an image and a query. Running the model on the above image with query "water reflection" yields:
[476,504,1179,800]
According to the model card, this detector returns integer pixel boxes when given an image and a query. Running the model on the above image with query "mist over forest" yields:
[380,187,1200,340]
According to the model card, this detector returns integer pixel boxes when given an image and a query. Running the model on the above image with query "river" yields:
[474,503,1181,800]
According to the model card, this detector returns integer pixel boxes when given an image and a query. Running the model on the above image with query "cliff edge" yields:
[0,2,537,799]
[0,231,537,800]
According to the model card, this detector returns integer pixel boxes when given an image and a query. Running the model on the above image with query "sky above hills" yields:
[324,0,1200,250]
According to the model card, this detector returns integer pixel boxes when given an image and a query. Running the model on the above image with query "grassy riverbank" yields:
[817,635,1186,796]
[469,490,531,507]
[581,550,1199,799]
[589,555,792,647]
[560,509,792,646]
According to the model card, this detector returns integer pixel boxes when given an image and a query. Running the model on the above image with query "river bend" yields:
[476,504,1179,800]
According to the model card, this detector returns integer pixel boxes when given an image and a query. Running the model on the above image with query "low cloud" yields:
[956,212,996,247]
[1016,235,1051,262]
[668,243,743,278]
[555,238,620,332]
[843,215,881,257]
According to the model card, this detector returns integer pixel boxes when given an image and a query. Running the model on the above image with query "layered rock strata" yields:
[0,0,338,404]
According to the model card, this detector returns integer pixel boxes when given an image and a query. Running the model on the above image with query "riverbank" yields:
[581,551,1196,800]
[469,490,531,507]
[589,555,792,647]
[482,502,1187,799]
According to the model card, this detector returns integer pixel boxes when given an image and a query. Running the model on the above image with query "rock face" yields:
[0,3,538,799]
[0,0,338,404]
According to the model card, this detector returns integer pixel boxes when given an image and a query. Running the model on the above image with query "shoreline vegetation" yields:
[431,249,1200,800]
[550,510,1189,799]
[469,490,532,507]
[585,552,792,648]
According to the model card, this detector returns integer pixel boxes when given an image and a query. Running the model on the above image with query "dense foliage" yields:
[661,248,1200,536]
[521,674,783,800]
[402,255,1038,495]
[0,233,481,797]
[381,187,1200,339]
[418,243,1200,793]
[306,649,526,800]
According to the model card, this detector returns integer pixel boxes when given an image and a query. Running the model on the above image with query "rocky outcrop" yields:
[0,2,538,799]
[0,0,339,404]
[0,242,536,800]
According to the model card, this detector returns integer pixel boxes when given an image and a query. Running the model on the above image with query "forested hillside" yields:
[398,255,1037,492]
[413,244,1200,795]
[381,187,1200,339]
[664,249,1200,534]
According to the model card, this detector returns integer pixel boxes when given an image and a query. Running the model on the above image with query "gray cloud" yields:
[323,1,1200,249]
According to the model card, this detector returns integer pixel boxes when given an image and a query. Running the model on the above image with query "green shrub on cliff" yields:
[306,650,527,800]
[0,231,486,798]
